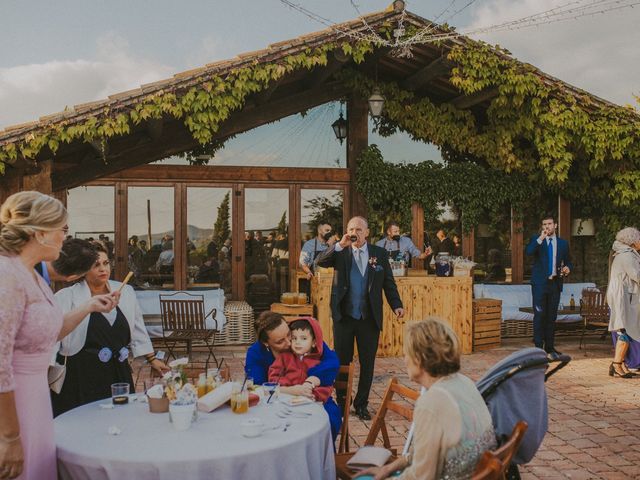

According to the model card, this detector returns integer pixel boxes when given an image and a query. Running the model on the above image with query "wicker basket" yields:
[501,319,582,338]
[215,301,255,345]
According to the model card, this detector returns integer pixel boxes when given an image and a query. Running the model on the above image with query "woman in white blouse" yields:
[358,318,496,480]
[52,243,168,416]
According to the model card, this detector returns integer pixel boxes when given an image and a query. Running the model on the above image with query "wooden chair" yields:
[472,451,503,480]
[579,287,610,350]
[490,421,528,479]
[335,378,420,479]
[336,363,355,454]
[159,292,219,370]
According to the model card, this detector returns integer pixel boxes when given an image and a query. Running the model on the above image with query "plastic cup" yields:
[111,383,130,405]
[169,403,195,431]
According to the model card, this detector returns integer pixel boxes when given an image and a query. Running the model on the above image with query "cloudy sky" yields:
[1,0,637,130]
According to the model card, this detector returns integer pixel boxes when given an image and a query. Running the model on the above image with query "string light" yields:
[278,0,640,54]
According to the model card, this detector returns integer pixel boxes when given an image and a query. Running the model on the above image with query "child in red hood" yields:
[268,317,333,403]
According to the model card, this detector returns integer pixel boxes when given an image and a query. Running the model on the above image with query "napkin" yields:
[197,381,233,413]
[346,446,392,471]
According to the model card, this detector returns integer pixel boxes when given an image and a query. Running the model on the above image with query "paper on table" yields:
[346,446,393,471]
[197,381,233,413]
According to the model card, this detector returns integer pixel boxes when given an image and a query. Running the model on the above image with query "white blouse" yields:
[54,280,154,358]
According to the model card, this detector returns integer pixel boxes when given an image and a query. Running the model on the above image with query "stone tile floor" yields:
[135,336,640,479]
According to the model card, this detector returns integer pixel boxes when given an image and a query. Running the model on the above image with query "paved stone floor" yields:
[136,336,640,479]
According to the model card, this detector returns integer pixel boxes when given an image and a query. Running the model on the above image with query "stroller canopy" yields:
[476,347,549,464]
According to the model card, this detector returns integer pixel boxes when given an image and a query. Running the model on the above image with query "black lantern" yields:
[368,88,385,118]
[332,111,347,144]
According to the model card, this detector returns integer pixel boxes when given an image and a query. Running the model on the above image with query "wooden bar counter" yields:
[311,269,473,356]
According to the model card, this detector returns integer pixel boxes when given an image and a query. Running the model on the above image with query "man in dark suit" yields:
[525,214,572,359]
[316,216,403,420]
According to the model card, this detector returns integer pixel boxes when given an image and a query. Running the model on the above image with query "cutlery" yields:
[283,422,292,432]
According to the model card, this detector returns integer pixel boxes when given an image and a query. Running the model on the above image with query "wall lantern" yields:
[368,88,385,119]
[332,111,348,144]
[571,218,595,236]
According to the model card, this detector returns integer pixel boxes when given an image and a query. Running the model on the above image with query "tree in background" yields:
[277,211,288,237]
[212,192,231,250]
[305,191,344,237]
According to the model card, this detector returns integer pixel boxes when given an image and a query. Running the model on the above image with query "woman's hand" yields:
[86,293,119,314]
[150,359,170,375]
[305,376,320,388]
[354,465,389,480]
[0,438,23,480]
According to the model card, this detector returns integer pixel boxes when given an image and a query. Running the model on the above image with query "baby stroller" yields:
[475,347,571,479]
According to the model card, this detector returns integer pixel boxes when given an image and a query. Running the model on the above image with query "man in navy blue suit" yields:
[525,214,572,358]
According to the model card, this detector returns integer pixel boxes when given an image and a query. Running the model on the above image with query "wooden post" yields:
[232,184,245,301]
[511,206,524,284]
[146,199,152,248]
[462,228,475,259]
[22,160,53,194]
[0,174,22,204]
[289,185,300,292]
[174,183,186,290]
[558,195,571,246]
[411,202,424,269]
[346,95,368,218]
[114,182,128,281]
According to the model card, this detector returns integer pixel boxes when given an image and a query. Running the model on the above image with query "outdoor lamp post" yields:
[332,112,347,144]
[368,89,385,118]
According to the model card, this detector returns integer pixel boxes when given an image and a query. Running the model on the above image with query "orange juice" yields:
[231,390,249,413]
[297,293,307,304]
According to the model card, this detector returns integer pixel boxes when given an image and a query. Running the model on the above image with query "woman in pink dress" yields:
[0,191,118,480]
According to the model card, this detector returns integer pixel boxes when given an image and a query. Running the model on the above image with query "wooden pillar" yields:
[462,229,475,259]
[0,174,22,204]
[232,183,245,301]
[511,207,524,284]
[174,183,187,290]
[558,195,571,246]
[114,182,128,281]
[411,202,424,269]
[22,160,53,194]
[289,185,300,292]
[346,95,368,218]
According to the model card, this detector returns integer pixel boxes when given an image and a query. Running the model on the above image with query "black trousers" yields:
[333,314,380,408]
[531,280,561,352]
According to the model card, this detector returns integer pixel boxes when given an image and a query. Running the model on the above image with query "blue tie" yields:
[547,238,553,277]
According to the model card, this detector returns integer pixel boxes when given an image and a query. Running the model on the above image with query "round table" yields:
[54,395,335,480]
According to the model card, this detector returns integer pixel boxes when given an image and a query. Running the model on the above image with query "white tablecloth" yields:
[54,395,335,480]
[134,289,226,338]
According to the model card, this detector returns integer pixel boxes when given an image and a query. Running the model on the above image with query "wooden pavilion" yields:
[0,1,628,302]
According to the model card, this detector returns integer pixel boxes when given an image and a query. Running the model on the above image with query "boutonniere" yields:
[369,257,383,272]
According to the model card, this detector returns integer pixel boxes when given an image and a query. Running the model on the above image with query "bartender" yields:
[299,221,336,279]
[375,221,432,263]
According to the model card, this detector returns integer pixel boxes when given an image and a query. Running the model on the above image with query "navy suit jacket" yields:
[315,243,402,330]
[525,235,572,291]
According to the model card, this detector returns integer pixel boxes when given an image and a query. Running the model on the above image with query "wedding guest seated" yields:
[245,311,341,439]
[51,243,169,416]
[195,255,220,283]
[268,317,335,404]
[356,317,496,480]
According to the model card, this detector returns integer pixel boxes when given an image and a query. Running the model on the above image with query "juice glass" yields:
[297,293,307,305]
[232,389,249,414]
[197,373,207,398]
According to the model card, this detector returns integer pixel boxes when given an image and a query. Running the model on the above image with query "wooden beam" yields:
[346,94,368,218]
[558,195,571,247]
[306,53,349,89]
[52,82,348,190]
[22,160,53,194]
[451,87,499,110]
[146,118,164,141]
[401,56,451,91]
[411,202,425,269]
[511,207,524,284]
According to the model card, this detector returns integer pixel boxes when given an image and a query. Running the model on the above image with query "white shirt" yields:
[334,242,369,275]
[537,234,557,278]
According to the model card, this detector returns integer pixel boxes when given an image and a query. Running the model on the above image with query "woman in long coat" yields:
[607,227,640,377]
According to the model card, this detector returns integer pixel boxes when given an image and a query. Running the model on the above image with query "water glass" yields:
[111,383,130,405]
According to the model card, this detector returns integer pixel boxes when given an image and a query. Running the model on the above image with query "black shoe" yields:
[355,405,372,421]
[546,349,562,361]
[610,362,633,378]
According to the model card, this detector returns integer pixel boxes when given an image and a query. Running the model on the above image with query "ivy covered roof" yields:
[0,3,637,195]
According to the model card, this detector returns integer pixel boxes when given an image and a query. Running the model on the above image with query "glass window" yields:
[66,185,116,270]
[127,186,174,289]
[424,203,462,272]
[474,210,511,284]
[244,188,289,310]
[153,102,346,168]
[301,188,344,245]
[186,187,233,296]
[369,117,444,165]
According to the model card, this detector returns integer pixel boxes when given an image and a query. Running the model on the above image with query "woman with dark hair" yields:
[357,317,496,479]
[245,311,341,439]
[52,242,169,416]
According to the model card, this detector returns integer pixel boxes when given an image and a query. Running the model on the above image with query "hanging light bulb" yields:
[331,104,347,144]
[368,88,385,119]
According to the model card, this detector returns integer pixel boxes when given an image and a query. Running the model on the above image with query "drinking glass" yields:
[297,293,307,305]
[231,385,249,414]
[197,373,207,398]
[111,383,130,405]
[263,382,279,404]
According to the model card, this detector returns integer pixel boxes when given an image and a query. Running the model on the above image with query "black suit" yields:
[316,243,402,408]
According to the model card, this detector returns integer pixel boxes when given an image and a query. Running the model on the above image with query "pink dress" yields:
[0,255,63,480]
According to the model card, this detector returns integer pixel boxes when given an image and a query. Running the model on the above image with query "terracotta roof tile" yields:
[108,88,143,101]
[140,78,174,93]
[174,67,208,79]
[73,99,110,114]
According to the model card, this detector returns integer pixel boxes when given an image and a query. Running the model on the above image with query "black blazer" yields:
[316,243,402,330]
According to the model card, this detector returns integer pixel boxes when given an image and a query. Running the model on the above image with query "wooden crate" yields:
[270,302,313,324]
[473,298,502,351]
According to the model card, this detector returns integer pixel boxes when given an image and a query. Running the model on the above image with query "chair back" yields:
[580,288,609,324]
[160,292,208,332]
[493,421,528,473]
[471,451,503,480]
[336,363,355,454]
[365,378,420,449]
